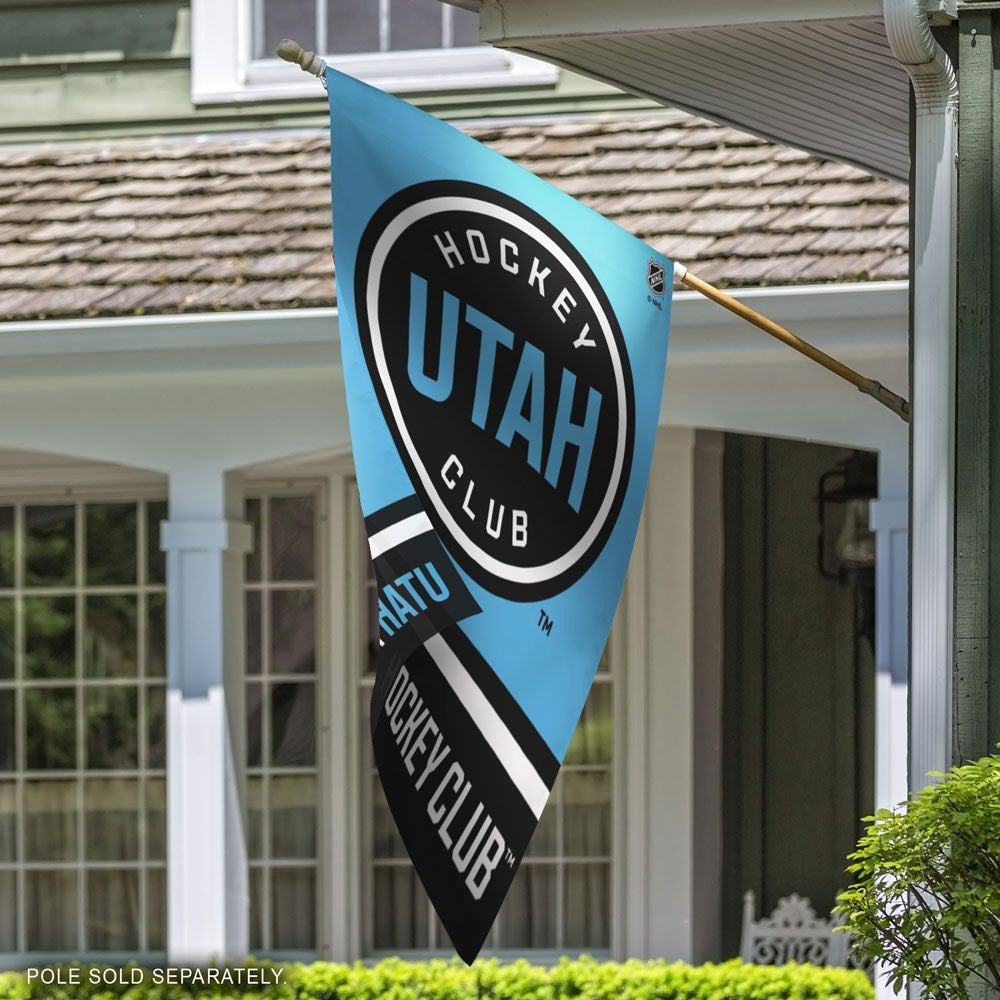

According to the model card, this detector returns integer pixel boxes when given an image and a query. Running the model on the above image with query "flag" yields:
[328,66,671,962]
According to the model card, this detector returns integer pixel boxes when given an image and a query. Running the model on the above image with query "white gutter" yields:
[882,1,957,795]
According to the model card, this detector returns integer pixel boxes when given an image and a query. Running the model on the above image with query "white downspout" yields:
[882,2,957,995]
[883,0,957,787]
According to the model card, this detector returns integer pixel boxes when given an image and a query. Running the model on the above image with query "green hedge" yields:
[0,957,874,1000]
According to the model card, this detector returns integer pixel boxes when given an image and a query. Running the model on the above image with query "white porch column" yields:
[162,468,252,964]
[871,447,908,1000]
[872,448,909,815]
[619,427,724,961]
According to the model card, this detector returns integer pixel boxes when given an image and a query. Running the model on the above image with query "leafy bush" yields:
[838,752,1000,999]
[0,956,873,1000]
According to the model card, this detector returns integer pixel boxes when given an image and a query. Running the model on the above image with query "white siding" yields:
[512,18,910,181]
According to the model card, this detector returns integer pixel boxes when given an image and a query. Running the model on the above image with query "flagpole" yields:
[674,263,910,422]
[277,39,911,424]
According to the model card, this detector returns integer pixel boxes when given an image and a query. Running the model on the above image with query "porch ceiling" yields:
[453,0,912,181]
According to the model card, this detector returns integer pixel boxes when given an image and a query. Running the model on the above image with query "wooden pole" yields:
[678,267,911,423]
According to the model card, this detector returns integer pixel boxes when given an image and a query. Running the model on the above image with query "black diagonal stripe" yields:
[373,642,539,963]
[364,493,425,536]
[440,625,560,789]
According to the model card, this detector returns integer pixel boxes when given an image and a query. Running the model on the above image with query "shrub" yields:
[0,956,873,1000]
[837,751,1000,999]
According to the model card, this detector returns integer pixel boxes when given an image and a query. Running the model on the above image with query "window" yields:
[0,496,167,956]
[190,0,557,104]
[356,491,613,955]
[253,0,480,59]
[245,489,322,955]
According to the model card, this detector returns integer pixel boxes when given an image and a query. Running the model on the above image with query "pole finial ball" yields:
[276,38,305,64]
[275,38,327,79]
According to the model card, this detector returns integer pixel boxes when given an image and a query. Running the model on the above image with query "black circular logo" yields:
[354,181,635,600]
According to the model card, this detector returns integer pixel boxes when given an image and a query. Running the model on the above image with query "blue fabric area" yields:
[329,67,671,761]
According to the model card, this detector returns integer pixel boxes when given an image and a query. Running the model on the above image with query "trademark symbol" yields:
[504,848,516,867]
[537,608,554,636]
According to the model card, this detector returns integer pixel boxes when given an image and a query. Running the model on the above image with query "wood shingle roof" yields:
[0,111,908,322]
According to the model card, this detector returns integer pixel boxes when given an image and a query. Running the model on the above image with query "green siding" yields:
[0,0,651,142]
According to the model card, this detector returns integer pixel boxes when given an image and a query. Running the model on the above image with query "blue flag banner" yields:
[328,67,671,962]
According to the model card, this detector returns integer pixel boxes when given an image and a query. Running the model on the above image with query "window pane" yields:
[247,681,262,767]
[24,595,75,680]
[0,506,13,589]
[271,774,316,859]
[564,681,611,765]
[0,597,13,680]
[0,870,15,951]
[147,684,165,769]
[86,686,138,770]
[389,0,443,51]
[147,593,166,678]
[146,501,168,585]
[372,866,428,950]
[85,595,138,678]
[564,862,611,948]
[260,0,317,60]
[249,866,265,951]
[372,776,406,859]
[326,0,380,54]
[25,505,75,587]
[246,591,261,677]
[86,869,139,951]
[245,498,261,583]
[271,682,315,766]
[451,5,479,46]
[86,503,137,586]
[563,770,611,857]
[247,776,263,860]
[498,863,556,948]
[26,687,76,770]
[0,690,13,771]
[25,779,77,861]
[26,869,78,950]
[147,778,166,861]
[525,773,558,857]
[147,867,166,951]
[270,589,315,674]
[85,778,139,861]
[270,496,315,581]
[0,781,15,861]
[271,866,316,950]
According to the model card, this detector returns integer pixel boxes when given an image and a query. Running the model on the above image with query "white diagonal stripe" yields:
[423,633,550,820]
[368,511,432,559]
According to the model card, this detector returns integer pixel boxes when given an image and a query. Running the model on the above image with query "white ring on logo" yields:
[366,195,628,586]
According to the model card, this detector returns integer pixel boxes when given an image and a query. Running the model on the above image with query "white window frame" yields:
[190,0,557,105]
[243,479,328,962]
[0,479,169,966]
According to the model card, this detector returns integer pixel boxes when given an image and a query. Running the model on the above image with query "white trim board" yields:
[476,0,885,42]
[0,280,906,365]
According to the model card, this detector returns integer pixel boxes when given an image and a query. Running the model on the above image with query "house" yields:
[0,0,909,970]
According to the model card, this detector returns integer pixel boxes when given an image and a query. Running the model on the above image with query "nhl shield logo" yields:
[647,259,666,296]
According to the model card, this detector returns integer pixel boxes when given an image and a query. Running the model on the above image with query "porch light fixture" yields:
[816,450,877,650]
